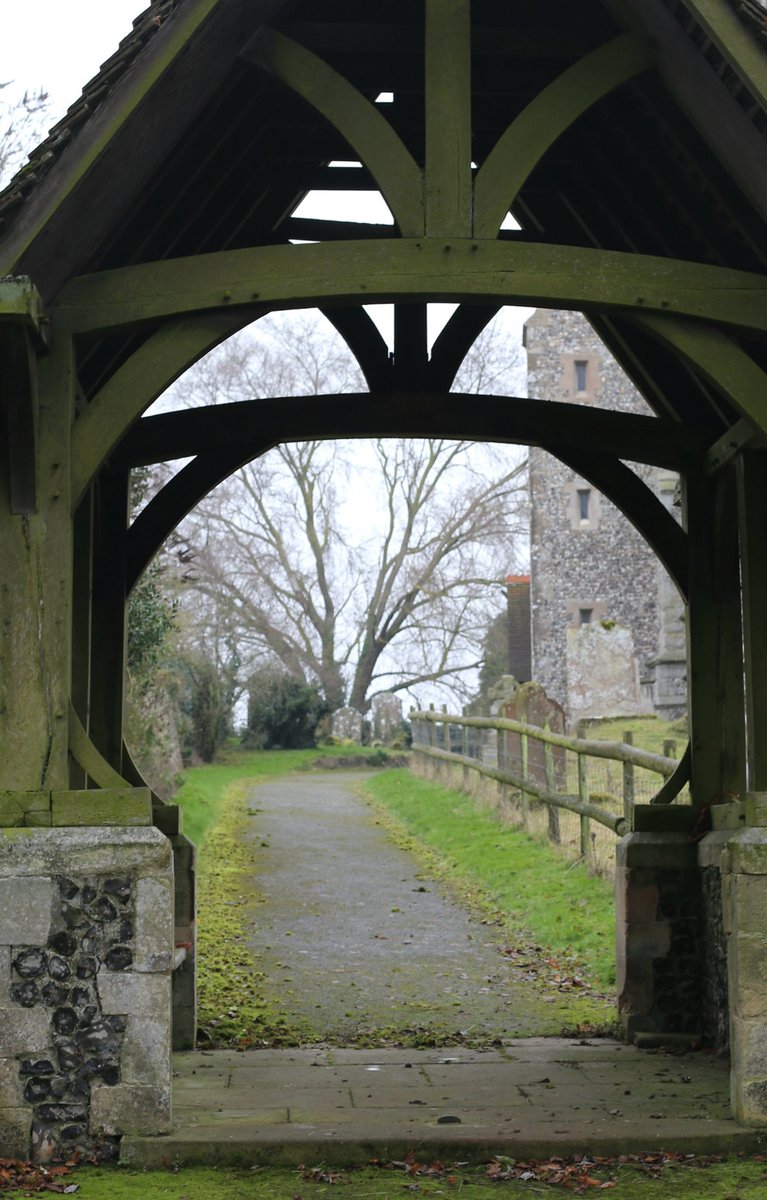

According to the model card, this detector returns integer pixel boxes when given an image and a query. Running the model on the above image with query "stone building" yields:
[524,309,687,725]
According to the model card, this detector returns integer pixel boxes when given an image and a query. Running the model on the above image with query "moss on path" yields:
[234,772,611,1046]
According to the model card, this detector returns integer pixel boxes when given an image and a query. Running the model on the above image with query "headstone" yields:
[331,706,363,744]
[498,681,566,789]
[566,622,644,721]
[370,693,403,742]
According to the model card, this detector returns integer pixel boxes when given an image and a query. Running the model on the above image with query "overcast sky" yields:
[3,2,143,120]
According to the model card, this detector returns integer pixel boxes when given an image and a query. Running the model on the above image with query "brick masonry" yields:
[524,309,687,723]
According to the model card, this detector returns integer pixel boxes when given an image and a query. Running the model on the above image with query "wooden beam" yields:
[70,311,252,509]
[0,277,47,342]
[424,0,472,237]
[473,33,653,238]
[242,28,424,236]
[55,240,767,338]
[613,0,767,226]
[737,449,767,791]
[681,0,767,112]
[114,390,705,472]
[281,22,594,59]
[0,0,229,277]
[429,304,499,390]
[706,418,760,477]
[68,703,129,790]
[635,314,767,437]
[0,335,75,791]
[88,465,130,774]
[120,396,693,596]
[0,325,38,513]
[321,307,391,391]
[683,467,747,806]
[554,448,689,597]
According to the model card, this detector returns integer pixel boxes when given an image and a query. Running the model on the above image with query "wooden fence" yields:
[410,708,687,871]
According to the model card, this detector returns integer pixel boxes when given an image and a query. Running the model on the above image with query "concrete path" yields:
[240,772,590,1041]
[124,1042,763,1166]
[124,772,761,1165]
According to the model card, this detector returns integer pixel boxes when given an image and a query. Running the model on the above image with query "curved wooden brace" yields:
[55,239,767,337]
[117,391,703,472]
[68,702,129,789]
[555,447,689,598]
[126,442,274,591]
[429,304,500,390]
[474,32,653,238]
[124,391,694,594]
[633,314,767,438]
[246,28,424,236]
[321,306,391,391]
[70,310,255,509]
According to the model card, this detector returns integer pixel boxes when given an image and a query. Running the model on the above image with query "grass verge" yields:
[175,746,382,1045]
[362,770,617,993]
[36,1154,767,1199]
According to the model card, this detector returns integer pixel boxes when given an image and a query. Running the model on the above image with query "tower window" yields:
[574,360,588,393]
[577,488,591,522]
[579,607,593,625]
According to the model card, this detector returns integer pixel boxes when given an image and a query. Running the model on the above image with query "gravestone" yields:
[331,706,363,744]
[370,694,403,742]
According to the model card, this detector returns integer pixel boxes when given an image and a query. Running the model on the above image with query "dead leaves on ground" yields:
[0,1159,79,1195]
[367,1149,729,1191]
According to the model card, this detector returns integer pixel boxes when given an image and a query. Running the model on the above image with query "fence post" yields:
[543,722,560,843]
[577,753,591,863]
[518,732,529,820]
[623,729,635,826]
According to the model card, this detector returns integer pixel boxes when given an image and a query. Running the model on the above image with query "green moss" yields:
[194,774,310,1046]
[362,770,617,994]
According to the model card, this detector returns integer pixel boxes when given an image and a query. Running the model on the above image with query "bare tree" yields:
[167,311,528,713]
[0,83,49,187]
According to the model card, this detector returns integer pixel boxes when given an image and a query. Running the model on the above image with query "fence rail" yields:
[410,708,686,864]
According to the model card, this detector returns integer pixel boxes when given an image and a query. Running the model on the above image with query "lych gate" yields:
[2,0,767,1160]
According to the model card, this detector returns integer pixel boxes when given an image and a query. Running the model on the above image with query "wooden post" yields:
[622,729,635,826]
[520,731,530,820]
[0,332,75,791]
[544,722,560,843]
[684,467,747,808]
[88,465,131,773]
[578,754,591,863]
[737,449,767,792]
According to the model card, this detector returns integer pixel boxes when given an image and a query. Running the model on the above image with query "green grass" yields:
[362,770,617,990]
[175,744,392,1045]
[174,744,377,846]
[583,715,687,756]
[35,1156,767,1200]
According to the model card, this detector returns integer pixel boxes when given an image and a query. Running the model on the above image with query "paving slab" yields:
[122,1043,766,1166]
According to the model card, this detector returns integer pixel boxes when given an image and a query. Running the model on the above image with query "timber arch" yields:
[2,0,767,1158]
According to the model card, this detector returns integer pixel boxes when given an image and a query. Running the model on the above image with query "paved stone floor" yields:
[123,1040,765,1166]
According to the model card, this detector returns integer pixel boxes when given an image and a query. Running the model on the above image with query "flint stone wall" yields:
[0,827,173,1162]
[525,308,686,721]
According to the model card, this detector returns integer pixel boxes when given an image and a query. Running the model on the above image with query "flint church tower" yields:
[524,310,687,725]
